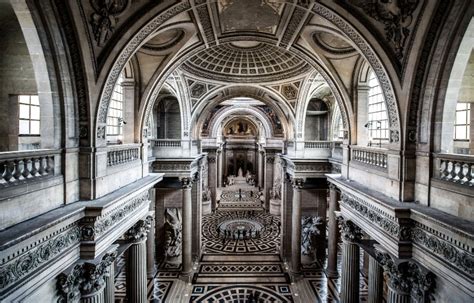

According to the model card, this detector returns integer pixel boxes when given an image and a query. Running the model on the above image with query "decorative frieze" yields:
[80,191,149,241]
[0,224,81,291]
[341,193,404,240]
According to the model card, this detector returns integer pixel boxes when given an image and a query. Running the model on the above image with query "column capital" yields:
[125,216,153,244]
[265,155,275,163]
[335,213,362,243]
[180,177,193,188]
[291,178,304,189]
[328,182,337,191]
[57,249,118,301]
[375,249,436,301]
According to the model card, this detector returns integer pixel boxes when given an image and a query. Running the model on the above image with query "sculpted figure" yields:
[164,208,182,262]
[301,216,323,256]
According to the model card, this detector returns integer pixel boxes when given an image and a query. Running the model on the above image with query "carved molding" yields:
[80,191,149,241]
[0,224,81,292]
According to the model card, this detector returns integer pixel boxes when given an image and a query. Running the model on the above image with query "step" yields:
[201,254,281,262]
[193,275,289,284]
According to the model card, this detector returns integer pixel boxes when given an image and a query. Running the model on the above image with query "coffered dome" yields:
[181,42,311,83]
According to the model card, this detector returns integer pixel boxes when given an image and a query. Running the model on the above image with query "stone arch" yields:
[93,1,403,148]
[190,85,293,140]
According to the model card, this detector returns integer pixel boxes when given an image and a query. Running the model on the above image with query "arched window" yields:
[106,73,124,142]
[367,70,389,144]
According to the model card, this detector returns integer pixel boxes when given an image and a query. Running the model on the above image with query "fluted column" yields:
[290,178,304,274]
[258,150,264,188]
[181,177,193,274]
[368,255,383,303]
[326,183,340,278]
[103,260,115,303]
[337,215,362,303]
[217,150,223,187]
[125,217,152,303]
[146,211,156,278]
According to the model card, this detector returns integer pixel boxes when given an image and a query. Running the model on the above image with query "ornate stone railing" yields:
[304,141,332,148]
[107,144,140,167]
[435,153,474,187]
[151,139,182,148]
[0,149,60,186]
[351,146,387,170]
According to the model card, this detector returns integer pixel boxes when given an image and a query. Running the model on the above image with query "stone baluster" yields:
[336,215,362,303]
[181,177,193,275]
[125,217,153,303]
[290,178,304,275]
[326,183,340,278]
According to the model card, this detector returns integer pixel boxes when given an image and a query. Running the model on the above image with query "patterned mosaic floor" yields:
[218,188,263,210]
[189,284,294,302]
[201,210,280,254]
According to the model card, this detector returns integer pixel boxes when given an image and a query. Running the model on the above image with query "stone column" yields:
[217,149,223,187]
[80,262,106,303]
[368,255,383,303]
[290,178,304,274]
[146,214,156,278]
[264,154,274,211]
[103,260,115,303]
[125,217,152,303]
[337,216,362,303]
[258,150,264,188]
[181,177,193,275]
[326,183,340,278]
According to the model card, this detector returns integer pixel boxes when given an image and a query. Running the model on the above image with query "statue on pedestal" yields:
[301,216,323,256]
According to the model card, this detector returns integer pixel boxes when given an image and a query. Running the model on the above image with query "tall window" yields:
[367,70,388,142]
[107,73,124,140]
[19,95,40,135]
[454,102,470,140]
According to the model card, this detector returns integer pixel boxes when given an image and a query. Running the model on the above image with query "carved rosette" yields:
[336,215,362,243]
[125,216,153,244]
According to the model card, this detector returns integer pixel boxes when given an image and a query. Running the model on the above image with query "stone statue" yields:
[270,182,281,200]
[301,216,323,256]
[202,187,211,201]
[238,167,243,177]
[164,208,182,263]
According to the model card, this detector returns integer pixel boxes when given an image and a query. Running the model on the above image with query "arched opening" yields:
[304,98,329,141]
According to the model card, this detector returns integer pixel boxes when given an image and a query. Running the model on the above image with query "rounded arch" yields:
[93,1,402,148]
[206,106,275,140]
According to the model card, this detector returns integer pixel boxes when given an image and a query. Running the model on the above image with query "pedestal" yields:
[269,199,281,215]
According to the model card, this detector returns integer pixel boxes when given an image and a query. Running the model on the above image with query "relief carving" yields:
[301,216,323,256]
[90,0,129,46]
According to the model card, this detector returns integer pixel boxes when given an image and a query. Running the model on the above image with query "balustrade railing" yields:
[151,139,182,148]
[351,147,387,169]
[0,149,59,186]
[436,153,474,187]
[304,141,332,149]
[107,145,140,167]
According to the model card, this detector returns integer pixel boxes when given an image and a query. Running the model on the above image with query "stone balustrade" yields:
[351,146,387,170]
[151,139,182,148]
[304,141,332,149]
[107,144,140,167]
[0,149,60,186]
[435,153,474,187]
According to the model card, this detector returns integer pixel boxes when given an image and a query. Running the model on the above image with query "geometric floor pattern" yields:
[218,188,263,210]
[201,210,280,254]
[189,284,294,302]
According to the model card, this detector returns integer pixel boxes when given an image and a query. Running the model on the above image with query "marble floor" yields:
[114,188,376,302]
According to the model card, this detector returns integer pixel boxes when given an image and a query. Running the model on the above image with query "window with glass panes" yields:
[367,70,388,141]
[106,73,124,137]
[454,102,470,140]
[19,95,40,135]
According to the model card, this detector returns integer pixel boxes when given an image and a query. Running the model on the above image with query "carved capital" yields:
[328,182,337,191]
[57,264,83,303]
[336,214,362,243]
[125,217,152,244]
[375,249,436,300]
[208,156,216,163]
[180,177,193,189]
[266,156,275,164]
[291,178,304,189]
